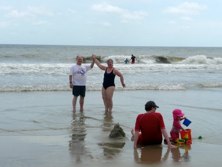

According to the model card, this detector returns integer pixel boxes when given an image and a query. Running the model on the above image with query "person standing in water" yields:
[69,55,94,112]
[92,54,126,113]
[131,54,136,64]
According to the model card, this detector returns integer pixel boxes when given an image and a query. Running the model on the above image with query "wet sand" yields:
[0,90,222,167]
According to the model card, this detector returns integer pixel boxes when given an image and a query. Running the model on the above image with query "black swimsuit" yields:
[103,68,115,89]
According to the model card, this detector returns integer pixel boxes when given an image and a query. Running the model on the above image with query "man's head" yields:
[76,55,84,65]
[145,101,159,111]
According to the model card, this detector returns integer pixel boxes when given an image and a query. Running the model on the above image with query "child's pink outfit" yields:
[170,109,184,142]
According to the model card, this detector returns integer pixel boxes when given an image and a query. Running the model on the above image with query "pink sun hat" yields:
[172,109,184,117]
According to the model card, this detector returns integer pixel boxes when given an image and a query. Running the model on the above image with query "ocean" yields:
[0,44,222,92]
[1,44,222,167]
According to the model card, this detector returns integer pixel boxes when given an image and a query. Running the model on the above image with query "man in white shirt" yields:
[69,55,94,112]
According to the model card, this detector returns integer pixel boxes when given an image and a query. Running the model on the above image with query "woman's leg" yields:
[102,87,108,112]
[105,86,115,112]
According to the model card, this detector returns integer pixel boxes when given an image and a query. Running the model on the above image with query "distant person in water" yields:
[69,55,94,112]
[92,54,126,113]
[124,58,129,64]
[131,54,136,64]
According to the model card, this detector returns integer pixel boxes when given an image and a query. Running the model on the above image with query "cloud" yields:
[5,6,54,19]
[92,3,123,13]
[165,2,207,16]
[91,3,148,22]
[0,5,54,28]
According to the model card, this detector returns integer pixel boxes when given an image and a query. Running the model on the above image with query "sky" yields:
[0,0,221,47]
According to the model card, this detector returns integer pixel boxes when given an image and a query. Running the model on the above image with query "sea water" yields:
[0,44,222,92]
[1,45,222,166]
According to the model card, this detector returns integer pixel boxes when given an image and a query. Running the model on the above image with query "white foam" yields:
[0,60,222,92]
[181,55,222,65]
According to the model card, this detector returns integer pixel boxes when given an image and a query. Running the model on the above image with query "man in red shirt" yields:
[132,101,175,149]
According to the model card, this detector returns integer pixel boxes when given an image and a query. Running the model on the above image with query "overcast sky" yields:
[0,0,221,46]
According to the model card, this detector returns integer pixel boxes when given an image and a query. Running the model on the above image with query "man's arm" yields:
[134,130,139,149]
[161,128,176,149]
[92,54,106,70]
[90,56,95,68]
[69,75,72,88]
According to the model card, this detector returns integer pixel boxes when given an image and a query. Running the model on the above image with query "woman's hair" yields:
[106,59,113,63]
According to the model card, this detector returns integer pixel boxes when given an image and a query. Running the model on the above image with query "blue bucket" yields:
[183,118,192,127]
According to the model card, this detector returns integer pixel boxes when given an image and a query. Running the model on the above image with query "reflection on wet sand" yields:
[99,112,126,159]
[134,145,170,164]
[171,145,191,162]
[98,141,125,159]
[69,112,88,163]
[134,144,191,164]
[102,112,114,132]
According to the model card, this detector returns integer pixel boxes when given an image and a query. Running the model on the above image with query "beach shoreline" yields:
[1,90,222,167]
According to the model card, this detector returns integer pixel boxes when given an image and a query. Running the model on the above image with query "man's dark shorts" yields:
[72,86,86,97]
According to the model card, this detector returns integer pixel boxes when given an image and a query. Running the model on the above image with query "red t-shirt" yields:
[135,112,165,146]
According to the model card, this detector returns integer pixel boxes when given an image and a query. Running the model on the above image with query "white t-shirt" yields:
[70,64,91,86]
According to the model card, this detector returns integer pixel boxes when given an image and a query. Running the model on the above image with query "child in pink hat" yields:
[170,109,186,143]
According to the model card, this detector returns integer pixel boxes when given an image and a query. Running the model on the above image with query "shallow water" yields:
[1,89,222,167]
[1,90,222,140]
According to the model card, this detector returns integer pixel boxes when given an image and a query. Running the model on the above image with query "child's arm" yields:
[173,120,183,130]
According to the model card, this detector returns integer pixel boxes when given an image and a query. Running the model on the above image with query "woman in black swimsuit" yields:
[92,55,126,112]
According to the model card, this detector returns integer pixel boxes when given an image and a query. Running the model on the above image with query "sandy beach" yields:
[1,89,222,167]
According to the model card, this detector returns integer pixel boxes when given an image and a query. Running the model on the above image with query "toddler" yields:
[170,109,185,142]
